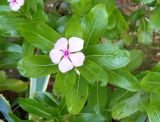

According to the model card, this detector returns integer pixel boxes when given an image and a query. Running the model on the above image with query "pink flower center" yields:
[12,0,17,3]
[63,50,70,57]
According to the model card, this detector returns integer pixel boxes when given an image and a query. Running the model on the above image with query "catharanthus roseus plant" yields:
[0,0,160,122]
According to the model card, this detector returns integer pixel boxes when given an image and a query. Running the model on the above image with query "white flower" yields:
[50,37,85,73]
[8,0,24,11]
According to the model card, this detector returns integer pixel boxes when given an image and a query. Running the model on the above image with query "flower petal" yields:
[58,57,73,73]
[49,49,63,64]
[54,37,68,51]
[69,52,85,67]
[9,2,21,11]
[69,37,84,52]
[17,0,25,6]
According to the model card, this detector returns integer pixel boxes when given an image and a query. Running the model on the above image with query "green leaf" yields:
[85,44,130,69]
[126,50,144,71]
[0,71,6,80]
[121,112,146,122]
[0,39,22,68]
[22,41,34,57]
[107,88,134,110]
[138,18,152,45]
[146,102,160,122]
[78,59,108,86]
[34,92,58,107]
[152,62,160,72]
[0,95,13,122]
[107,68,140,92]
[106,14,116,30]
[141,0,154,4]
[114,9,128,32]
[69,113,107,122]
[66,0,93,16]
[20,22,60,51]
[0,79,27,93]
[105,0,116,15]
[81,4,108,47]
[150,93,160,109]
[19,98,60,118]
[87,83,108,113]
[149,8,160,32]
[112,92,148,119]
[54,70,76,96]
[9,113,34,122]
[140,72,160,92]
[65,18,83,38]
[17,55,58,77]
[0,15,25,37]
[66,77,88,114]
[130,8,145,22]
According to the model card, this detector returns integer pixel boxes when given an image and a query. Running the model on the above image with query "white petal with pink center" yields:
[69,52,85,67]
[54,37,68,50]
[8,0,25,11]
[58,57,74,73]
[49,37,85,73]
[69,37,84,52]
[50,49,63,64]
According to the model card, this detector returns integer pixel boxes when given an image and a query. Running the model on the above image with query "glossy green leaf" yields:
[0,79,27,93]
[112,92,148,119]
[121,112,146,122]
[107,68,140,92]
[66,77,88,114]
[19,98,60,118]
[140,72,160,92]
[81,4,108,47]
[66,0,93,16]
[54,70,76,96]
[0,16,25,37]
[138,18,152,45]
[17,55,58,77]
[78,59,108,86]
[0,39,22,68]
[65,18,83,38]
[130,8,145,22]
[9,113,34,122]
[70,113,107,122]
[126,50,144,71]
[146,102,160,122]
[114,9,128,32]
[34,92,58,107]
[105,0,115,15]
[20,22,60,51]
[0,71,6,80]
[87,83,108,112]
[141,0,154,4]
[22,41,34,57]
[150,93,160,109]
[85,44,130,69]
[152,62,160,72]
[149,8,160,32]
[107,88,134,110]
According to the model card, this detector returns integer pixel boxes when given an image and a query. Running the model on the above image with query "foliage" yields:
[0,0,160,122]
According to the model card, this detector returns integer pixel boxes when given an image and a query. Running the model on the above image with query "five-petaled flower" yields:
[8,0,24,11]
[50,37,85,73]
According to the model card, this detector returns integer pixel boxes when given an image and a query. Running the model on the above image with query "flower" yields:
[50,37,85,73]
[8,0,24,11]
